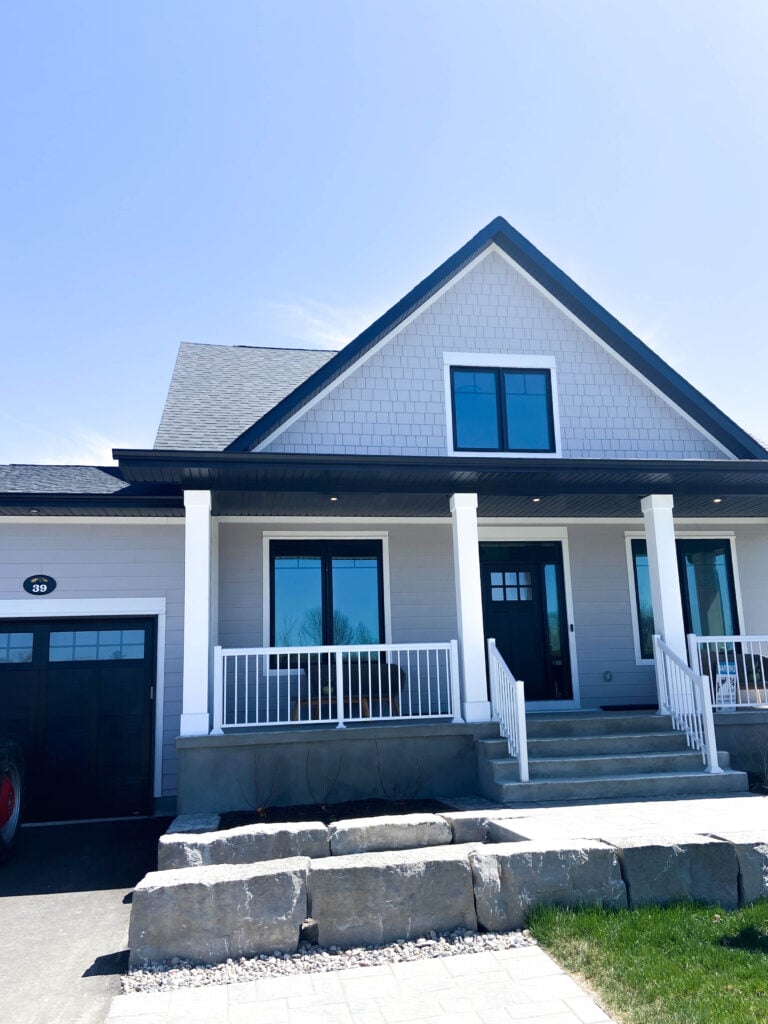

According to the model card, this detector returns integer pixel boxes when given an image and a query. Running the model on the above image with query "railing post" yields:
[211,646,224,735]
[449,639,463,723]
[695,673,723,773]
[335,649,346,729]
[513,679,529,782]
[687,633,700,673]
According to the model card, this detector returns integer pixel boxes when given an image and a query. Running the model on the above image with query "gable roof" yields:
[155,342,336,451]
[224,217,767,460]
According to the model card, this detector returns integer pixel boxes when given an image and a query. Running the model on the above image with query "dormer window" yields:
[445,354,560,456]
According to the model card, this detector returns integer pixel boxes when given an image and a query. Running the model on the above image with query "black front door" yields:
[480,542,572,702]
[0,617,156,821]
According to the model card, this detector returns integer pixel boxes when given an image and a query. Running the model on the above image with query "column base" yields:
[179,712,211,737]
[462,700,492,723]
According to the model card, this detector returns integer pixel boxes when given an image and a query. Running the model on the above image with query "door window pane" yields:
[679,540,737,636]
[451,369,500,449]
[273,556,323,646]
[331,557,380,644]
[631,541,655,660]
[48,629,146,661]
[0,632,33,663]
[503,370,554,451]
[544,564,563,661]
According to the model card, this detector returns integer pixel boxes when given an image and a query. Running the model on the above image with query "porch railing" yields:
[487,638,528,782]
[687,634,768,709]
[652,634,722,773]
[211,641,463,732]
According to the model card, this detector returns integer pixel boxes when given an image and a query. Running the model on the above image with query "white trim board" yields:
[0,596,167,799]
[252,242,735,459]
[261,531,392,647]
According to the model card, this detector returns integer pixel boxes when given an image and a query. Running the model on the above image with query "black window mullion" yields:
[321,542,334,646]
[495,368,506,454]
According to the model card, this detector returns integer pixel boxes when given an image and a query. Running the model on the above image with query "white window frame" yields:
[443,352,562,458]
[624,531,744,666]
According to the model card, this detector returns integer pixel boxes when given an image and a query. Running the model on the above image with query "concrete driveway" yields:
[0,817,170,1024]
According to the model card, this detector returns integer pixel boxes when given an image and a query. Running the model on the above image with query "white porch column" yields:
[641,493,686,661]
[180,490,213,736]
[450,493,491,722]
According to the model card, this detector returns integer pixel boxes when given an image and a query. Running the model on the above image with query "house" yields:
[3,216,768,822]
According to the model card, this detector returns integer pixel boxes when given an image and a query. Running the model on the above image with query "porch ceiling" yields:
[115,450,768,519]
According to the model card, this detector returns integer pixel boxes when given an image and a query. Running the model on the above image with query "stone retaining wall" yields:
[129,809,768,967]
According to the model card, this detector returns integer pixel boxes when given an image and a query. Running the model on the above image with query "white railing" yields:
[212,641,463,732]
[487,638,528,782]
[688,634,768,709]
[653,634,722,773]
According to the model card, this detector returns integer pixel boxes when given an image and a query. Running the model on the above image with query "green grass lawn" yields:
[529,901,768,1024]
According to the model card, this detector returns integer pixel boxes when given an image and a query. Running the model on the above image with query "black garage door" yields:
[0,617,156,822]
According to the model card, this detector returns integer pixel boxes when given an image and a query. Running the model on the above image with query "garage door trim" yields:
[0,597,167,800]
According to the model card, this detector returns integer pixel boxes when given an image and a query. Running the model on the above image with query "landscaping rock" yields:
[165,813,221,835]
[607,833,739,909]
[486,821,528,844]
[309,844,478,946]
[437,812,489,843]
[128,858,310,966]
[157,822,329,870]
[710,831,768,905]
[328,813,452,855]
[470,840,627,931]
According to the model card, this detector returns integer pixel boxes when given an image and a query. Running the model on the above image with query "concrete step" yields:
[526,731,690,758]
[525,712,672,739]
[487,748,732,783]
[491,768,750,804]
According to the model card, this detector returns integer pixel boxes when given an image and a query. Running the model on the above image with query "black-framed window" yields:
[450,366,556,453]
[270,539,384,647]
[631,538,739,660]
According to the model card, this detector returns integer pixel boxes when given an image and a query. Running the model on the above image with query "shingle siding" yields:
[263,251,726,460]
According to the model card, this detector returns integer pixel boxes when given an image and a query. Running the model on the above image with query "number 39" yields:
[32,583,48,593]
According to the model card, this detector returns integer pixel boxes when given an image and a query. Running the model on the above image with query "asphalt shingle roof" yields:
[0,465,131,494]
[153,343,337,451]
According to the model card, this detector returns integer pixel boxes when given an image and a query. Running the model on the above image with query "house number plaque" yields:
[23,574,57,595]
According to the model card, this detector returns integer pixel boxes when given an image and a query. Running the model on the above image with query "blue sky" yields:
[2,1,767,464]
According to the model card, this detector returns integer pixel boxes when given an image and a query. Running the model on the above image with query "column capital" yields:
[450,492,478,514]
[640,493,674,514]
[184,489,212,511]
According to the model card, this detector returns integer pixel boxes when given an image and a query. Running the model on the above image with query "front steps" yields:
[477,711,749,804]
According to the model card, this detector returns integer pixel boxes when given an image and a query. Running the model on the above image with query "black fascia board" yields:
[113,449,768,497]
[222,216,767,460]
[0,492,184,512]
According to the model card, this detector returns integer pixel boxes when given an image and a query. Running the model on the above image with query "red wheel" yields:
[0,742,23,864]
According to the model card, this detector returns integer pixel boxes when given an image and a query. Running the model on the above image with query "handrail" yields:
[487,638,528,782]
[653,634,722,774]
[212,641,461,732]
[688,633,768,709]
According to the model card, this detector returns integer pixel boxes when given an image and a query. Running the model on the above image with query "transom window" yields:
[631,538,739,660]
[450,366,555,453]
[0,632,33,664]
[490,571,533,602]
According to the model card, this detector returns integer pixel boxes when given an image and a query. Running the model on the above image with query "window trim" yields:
[624,531,744,665]
[262,531,392,647]
[443,352,561,458]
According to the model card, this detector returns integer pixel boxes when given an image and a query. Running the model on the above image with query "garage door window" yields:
[0,632,33,663]
[48,629,145,662]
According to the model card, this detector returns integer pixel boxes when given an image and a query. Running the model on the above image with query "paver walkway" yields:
[105,945,616,1024]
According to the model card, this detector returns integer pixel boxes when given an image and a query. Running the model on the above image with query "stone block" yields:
[470,840,627,931]
[128,858,309,966]
[328,814,452,855]
[711,831,768,905]
[157,822,329,870]
[438,812,489,843]
[486,821,528,844]
[165,813,221,835]
[309,844,478,947]
[608,833,739,909]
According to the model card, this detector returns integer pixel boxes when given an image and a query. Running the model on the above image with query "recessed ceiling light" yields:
[532,497,542,503]
[713,497,723,504]
[29,508,39,514]
[329,496,339,502]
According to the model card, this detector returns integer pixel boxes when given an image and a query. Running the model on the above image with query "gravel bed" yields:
[123,927,536,993]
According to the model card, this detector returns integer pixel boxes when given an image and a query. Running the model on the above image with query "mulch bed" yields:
[219,797,456,829]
